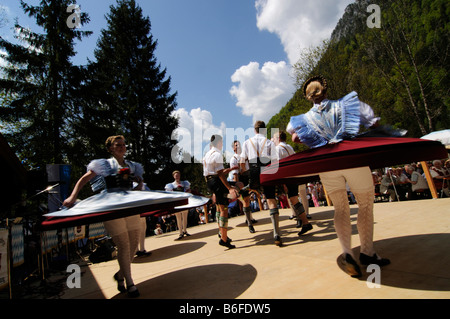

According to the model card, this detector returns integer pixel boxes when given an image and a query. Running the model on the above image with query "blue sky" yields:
[1,0,354,160]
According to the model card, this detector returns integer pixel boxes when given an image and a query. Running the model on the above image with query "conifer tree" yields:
[88,0,178,185]
[0,0,91,168]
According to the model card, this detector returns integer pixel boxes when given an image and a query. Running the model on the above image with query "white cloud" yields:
[171,107,227,162]
[230,0,353,122]
[230,61,294,124]
[255,0,354,64]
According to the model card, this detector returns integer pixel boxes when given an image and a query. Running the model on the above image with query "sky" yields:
[0,0,354,161]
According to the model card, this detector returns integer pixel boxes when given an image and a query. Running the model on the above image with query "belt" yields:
[205,175,218,181]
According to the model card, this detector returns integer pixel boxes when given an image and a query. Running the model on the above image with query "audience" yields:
[143,159,448,237]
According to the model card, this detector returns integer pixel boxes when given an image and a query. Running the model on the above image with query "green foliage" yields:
[85,0,179,188]
[1,0,181,192]
[270,0,449,139]
[0,0,91,169]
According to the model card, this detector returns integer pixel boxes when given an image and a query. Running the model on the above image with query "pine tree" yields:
[88,0,178,186]
[0,0,91,168]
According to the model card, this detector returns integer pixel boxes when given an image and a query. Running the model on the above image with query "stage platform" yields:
[61,198,450,300]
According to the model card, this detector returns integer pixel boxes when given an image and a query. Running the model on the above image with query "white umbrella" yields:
[421,129,450,147]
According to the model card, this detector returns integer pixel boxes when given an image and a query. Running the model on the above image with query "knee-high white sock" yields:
[128,228,140,262]
[354,190,375,256]
[299,185,309,215]
[139,218,146,251]
[243,206,252,225]
[175,212,183,235]
[182,210,188,233]
[114,229,140,288]
[329,189,353,257]
[113,232,133,288]
[270,208,280,238]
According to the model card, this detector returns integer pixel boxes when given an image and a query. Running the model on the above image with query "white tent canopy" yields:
[422,129,450,147]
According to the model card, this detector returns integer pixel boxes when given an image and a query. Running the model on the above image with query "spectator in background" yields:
[165,170,192,240]
[404,164,430,199]
[430,160,450,197]
[380,169,398,202]
[397,166,412,200]
[154,224,163,235]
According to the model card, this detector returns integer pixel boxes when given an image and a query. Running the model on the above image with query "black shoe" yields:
[113,272,126,293]
[297,223,312,235]
[176,234,184,240]
[343,254,362,278]
[219,239,236,249]
[249,225,255,233]
[274,235,282,247]
[218,233,232,242]
[359,253,391,266]
[306,214,312,219]
[184,232,191,237]
[136,250,152,257]
[296,219,303,228]
[127,285,140,298]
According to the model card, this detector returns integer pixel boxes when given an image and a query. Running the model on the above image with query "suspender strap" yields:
[280,144,293,156]
[249,137,268,157]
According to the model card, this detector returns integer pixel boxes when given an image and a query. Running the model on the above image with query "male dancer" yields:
[240,121,282,246]
[203,134,236,249]
[228,140,256,233]
[273,131,312,235]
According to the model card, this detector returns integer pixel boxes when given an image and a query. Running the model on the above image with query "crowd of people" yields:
[142,157,450,240]
[374,159,450,202]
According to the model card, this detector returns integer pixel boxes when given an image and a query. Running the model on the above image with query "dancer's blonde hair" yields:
[303,75,328,102]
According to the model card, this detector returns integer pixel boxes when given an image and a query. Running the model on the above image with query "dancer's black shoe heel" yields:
[219,239,236,249]
[343,254,362,278]
[113,272,126,293]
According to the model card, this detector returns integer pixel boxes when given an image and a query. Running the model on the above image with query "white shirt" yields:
[203,146,224,176]
[410,171,429,191]
[228,153,240,181]
[165,180,190,192]
[276,142,295,160]
[241,133,277,165]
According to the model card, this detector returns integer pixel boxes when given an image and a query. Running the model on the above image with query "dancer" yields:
[228,140,256,233]
[240,121,285,246]
[203,134,237,249]
[273,131,312,234]
[165,170,192,240]
[63,135,144,297]
[287,76,390,277]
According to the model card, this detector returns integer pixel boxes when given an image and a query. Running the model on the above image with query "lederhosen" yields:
[248,137,276,199]
[204,150,229,206]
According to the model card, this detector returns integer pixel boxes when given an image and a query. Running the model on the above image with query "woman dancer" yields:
[165,170,192,240]
[63,135,144,297]
[287,76,390,277]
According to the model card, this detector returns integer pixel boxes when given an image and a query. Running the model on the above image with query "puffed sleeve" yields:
[165,183,174,191]
[359,101,380,128]
[132,161,144,178]
[184,180,191,190]
[286,121,295,135]
[87,159,111,177]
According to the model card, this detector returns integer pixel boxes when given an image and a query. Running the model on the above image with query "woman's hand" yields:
[133,176,144,190]
[62,195,77,208]
[292,133,301,143]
